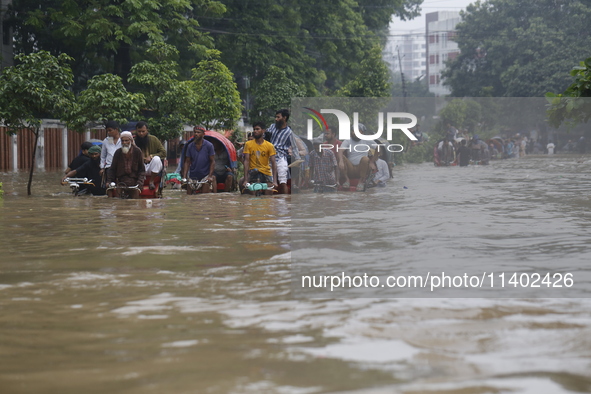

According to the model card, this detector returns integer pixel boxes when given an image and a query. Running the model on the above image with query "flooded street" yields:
[1,156,591,393]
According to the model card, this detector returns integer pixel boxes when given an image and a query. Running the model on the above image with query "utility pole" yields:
[396,46,408,112]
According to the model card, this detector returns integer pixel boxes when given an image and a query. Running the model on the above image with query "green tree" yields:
[438,99,467,129]
[7,0,225,89]
[547,57,591,128]
[198,0,420,95]
[69,73,145,131]
[357,0,422,32]
[250,66,305,125]
[189,50,242,130]
[391,76,434,98]
[0,51,74,195]
[128,42,196,141]
[337,46,392,97]
[443,0,591,97]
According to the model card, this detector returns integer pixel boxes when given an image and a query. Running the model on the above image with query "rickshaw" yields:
[178,130,238,194]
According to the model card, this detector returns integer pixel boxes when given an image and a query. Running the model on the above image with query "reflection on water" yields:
[1,158,591,394]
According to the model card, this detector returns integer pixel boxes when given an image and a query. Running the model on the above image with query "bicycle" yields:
[310,180,337,193]
[106,182,141,199]
[62,177,96,196]
[182,177,212,195]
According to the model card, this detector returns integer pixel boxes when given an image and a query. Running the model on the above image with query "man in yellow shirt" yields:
[243,122,278,193]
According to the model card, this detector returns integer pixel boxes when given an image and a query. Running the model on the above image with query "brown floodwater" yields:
[1,156,591,393]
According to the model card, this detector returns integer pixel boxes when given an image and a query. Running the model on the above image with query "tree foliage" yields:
[250,66,305,126]
[337,46,392,98]
[443,0,591,97]
[70,74,145,131]
[7,0,225,89]
[189,49,242,130]
[357,0,422,32]
[198,0,420,95]
[0,51,74,195]
[128,43,197,141]
[391,76,433,98]
[547,57,591,128]
[0,51,74,132]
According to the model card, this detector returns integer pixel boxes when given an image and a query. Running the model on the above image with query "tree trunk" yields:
[27,128,39,196]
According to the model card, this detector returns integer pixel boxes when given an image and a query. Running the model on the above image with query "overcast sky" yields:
[390,0,477,33]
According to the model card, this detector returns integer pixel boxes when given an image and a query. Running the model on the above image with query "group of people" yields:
[178,109,293,195]
[61,108,394,198]
[186,108,390,195]
[432,124,576,167]
[61,120,166,198]
[309,123,390,191]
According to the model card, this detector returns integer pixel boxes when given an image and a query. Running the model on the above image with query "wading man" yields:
[267,109,292,194]
[107,131,145,199]
[99,121,122,184]
[61,145,106,195]
[243,122,278,195]
[65,141,93,174]
[182,126,215,194]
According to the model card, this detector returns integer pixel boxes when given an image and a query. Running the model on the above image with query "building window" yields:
[429,55,435,64]
[436,54,439,64]
[430,75,436,85]
[448,51,459,61]
[429,35,435,44]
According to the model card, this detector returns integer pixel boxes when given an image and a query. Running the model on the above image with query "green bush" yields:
[404,143,430,164]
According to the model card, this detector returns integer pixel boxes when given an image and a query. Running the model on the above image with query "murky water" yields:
[1,157,591,394]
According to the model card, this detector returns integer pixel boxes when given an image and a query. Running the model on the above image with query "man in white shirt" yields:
[367,150,389,188]
[99,120,122,180]
[547,141,555,155]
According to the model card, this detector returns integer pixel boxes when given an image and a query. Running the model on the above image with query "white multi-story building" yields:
[426,11,461,96]
[1,0,13,70]
[385,28,426,85]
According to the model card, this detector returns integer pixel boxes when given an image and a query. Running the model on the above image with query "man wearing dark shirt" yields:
[61,145,106,195]
[457,139,471,167]
[65,141,93,173]
[134,121,166,190]
[182,126,215,193]
[107,131,145,198]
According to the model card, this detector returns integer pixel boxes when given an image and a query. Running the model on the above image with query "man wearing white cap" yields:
[107,131,145,198]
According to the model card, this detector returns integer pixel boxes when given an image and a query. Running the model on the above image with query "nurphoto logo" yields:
[303,107,418,153]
